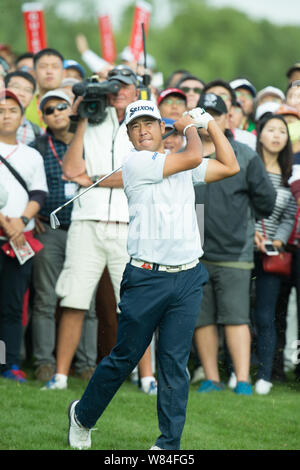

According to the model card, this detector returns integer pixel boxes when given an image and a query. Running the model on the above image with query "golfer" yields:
[68,100,239,450]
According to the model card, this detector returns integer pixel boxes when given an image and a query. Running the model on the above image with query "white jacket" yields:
[71,106,133,222]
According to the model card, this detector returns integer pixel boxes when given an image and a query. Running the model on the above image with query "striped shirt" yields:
[256,172,297,244]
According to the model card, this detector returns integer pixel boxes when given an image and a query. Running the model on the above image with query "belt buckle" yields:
[166,265,182,272]
[141,262,153,270]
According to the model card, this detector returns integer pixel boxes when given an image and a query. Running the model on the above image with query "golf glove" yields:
[184,107,214,130]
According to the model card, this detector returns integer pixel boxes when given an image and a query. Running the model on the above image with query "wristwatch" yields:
[20,215,30,226]
[91,175,99,183]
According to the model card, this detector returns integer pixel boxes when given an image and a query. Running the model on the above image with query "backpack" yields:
[30,134,48,158]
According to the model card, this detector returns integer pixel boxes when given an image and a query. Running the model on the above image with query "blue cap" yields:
[162,118,175,129]
[63,60,85,79]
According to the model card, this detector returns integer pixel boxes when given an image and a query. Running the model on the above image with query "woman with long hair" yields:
[254,113,297,395]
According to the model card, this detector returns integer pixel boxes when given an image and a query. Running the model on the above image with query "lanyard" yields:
[21,125,27,144]
[48,136,62,167]
[0,144,19,165]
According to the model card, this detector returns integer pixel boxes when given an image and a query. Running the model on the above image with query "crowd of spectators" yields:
[0,35,300,397]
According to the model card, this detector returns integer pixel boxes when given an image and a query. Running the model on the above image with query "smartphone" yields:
[264,242,279,256]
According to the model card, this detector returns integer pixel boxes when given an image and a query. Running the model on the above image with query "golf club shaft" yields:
[163,128,176,139]
[55,166,122,214]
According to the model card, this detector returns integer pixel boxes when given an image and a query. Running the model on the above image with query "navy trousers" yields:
[75,261,208,450]
[253,254,282,381]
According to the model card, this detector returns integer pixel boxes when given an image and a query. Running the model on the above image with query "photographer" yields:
[42,65,154,391]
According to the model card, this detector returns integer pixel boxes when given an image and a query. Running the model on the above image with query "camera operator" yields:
[42,65,154,391]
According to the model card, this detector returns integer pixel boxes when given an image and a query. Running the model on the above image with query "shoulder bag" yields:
[260,213,300,277]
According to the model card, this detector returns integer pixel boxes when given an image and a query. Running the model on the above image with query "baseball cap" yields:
[107,65,138,86]
[125,99,161,126]
[276,104,300,118]
[63,60,85,79]
[157,88,187,106]
[255,101,281,121]
[256,86,285,103]
[286,62,300,79]
[230,78,257,98]
[0,89,24,114]
[198,93,227,115]
[162,118,175,129]
[40,89,72,112]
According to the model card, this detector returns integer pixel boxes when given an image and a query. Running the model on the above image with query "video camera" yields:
[72,75,121,125]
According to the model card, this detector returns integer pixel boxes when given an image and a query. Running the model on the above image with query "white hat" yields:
[230,78,257,97]
[255,101,281,121]
[40,89,72,111]
[125,100,161,126]
[256,86,285,103]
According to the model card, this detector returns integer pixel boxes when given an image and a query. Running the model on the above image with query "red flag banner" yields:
[22,3,47,54]
[98,13,116,64]
[129,1,152,61]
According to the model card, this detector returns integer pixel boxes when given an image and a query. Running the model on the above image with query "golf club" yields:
[50,166,122,229]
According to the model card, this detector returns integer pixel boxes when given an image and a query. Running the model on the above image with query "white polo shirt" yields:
[71,107,133,223]
[122,149,208,265]
[0,142,48,232]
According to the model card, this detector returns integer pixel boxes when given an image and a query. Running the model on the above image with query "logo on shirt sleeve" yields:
[152,152,158,160]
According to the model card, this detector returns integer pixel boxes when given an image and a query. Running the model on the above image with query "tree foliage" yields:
[0,0,299,91]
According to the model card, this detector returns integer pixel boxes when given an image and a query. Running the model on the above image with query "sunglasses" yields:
[181,87,202,94]
[43,102,69,115]
[163,98,185,105]
[108,67,136,79]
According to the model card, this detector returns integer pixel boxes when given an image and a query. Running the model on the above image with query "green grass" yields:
[0,369,300,450]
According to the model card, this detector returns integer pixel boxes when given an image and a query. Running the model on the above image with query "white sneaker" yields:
[228,372,237,389]
[255,379,273,395]
[141,380,157,395]
[68,400,92,450]
[190,366,205,384]
[150,446,163,450]
[41,374,67,390]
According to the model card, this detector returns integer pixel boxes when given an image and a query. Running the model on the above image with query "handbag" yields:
[260,214,299,277]
[262,250,292,277]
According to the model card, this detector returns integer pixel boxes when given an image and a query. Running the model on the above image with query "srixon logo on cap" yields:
[129,105,155,118]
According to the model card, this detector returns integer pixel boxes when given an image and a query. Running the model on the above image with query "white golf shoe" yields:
[68,400,92,450]
[255,379,273,395]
